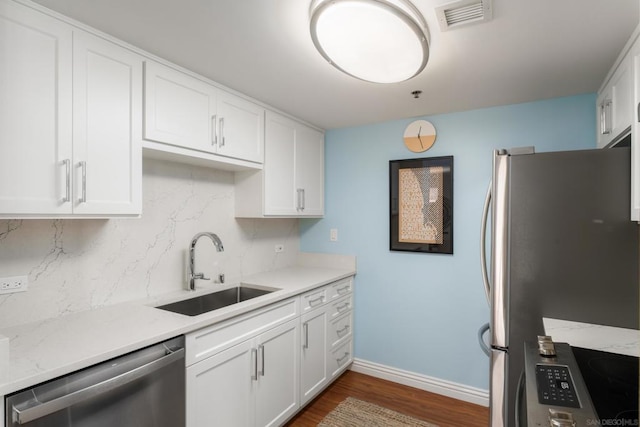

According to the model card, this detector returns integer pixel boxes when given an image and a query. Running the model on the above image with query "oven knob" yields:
[538,335,557,357]
[549,408,576,427]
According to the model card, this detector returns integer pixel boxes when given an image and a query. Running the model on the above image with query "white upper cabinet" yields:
[216,90,264,163]
[597,55,633,148]
[73,31,142,216]
[235,110,324,218]
[143,60,264,166]
[0,0,141,217]
[0,0,73,215]
[144,61,217,153]
[295,124,325,216]
[598,24,640,221]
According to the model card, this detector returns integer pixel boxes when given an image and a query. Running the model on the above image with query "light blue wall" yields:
[300,94,596,390]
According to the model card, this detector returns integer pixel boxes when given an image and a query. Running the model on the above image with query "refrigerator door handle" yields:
[491,151,510,349]
[480,184,492,305]
[490,349,508,427]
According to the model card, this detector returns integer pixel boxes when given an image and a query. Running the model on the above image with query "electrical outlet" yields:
[274,244,284,253]
[0,275,28,294]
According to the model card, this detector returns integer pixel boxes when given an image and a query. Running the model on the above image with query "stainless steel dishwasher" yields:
[5,336,185,427]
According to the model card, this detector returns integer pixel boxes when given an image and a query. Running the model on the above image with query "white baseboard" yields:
[349,358,489,407]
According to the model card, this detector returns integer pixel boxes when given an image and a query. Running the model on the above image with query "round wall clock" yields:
[403,120,436,152]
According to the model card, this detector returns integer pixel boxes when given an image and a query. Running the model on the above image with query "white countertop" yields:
[543,317,640,357]
[0,256,356,396]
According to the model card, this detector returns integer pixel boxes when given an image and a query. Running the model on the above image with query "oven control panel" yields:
[535,364,579,408]
[523,338,598,427]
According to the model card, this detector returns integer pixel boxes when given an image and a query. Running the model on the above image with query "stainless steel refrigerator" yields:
[480,146,639,427]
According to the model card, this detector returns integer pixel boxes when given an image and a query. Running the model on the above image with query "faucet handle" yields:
[193,273,210,281]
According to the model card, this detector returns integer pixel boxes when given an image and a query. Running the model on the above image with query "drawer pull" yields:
[337,352,350,365]
[308,295,325,306]
[336,302,350,313]
[336,285,350,295]
[337,325,350,337]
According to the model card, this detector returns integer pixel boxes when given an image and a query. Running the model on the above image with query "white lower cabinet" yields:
[187,319,299,427]
[185,277,354,427]
[300,305,329,405]
[187,339,254,427]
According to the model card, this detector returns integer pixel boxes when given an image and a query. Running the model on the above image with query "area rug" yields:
[318,397,439,427]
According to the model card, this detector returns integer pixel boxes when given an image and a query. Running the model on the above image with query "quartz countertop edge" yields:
[543,317,640,357]
[0,265,355,396]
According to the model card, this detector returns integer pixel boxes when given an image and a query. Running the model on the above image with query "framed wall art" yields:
[389,156,453,254]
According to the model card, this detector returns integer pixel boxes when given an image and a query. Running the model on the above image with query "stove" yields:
[571,346,638,424]
[523,336,639,427]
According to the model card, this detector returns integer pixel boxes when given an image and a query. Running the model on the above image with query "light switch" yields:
[330,228,338,242]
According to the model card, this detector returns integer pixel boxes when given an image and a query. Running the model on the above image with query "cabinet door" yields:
[611,60,633,140]
[264,112,296,215]
[300,306,328,405]
[217,91,264,163]
[254,319,299,427]
[598,57,633,148]
[186,340,255,427]
[0,0,73,215]
[295,126,324,216]
[144,61,217,153]
[73,31,142,215]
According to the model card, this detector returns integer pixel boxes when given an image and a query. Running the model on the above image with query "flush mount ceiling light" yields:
[309,0,429,84]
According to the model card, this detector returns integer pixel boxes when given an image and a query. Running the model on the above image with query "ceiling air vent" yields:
[435,0,492,31]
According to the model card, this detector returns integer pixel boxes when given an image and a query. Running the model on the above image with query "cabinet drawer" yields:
[327,278,352,301]
[329,311,352,349]
[186,297,299,366]
[329,339,353,378]
[328,294,352,319]
[300,286,328,313]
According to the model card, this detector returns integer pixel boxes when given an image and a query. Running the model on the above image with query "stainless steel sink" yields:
[156,286,276,316]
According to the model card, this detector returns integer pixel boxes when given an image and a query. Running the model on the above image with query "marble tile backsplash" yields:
[0,158,299,328]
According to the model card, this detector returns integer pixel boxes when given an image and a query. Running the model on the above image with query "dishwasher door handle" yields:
[13,347,184,424]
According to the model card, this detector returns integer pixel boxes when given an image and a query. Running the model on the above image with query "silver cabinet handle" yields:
[303,322,309,349]
[336,352,350,365]
[637,102,640,123]
[301,189,305,210]
[251,348,258,381]
[337,324,350,337]
[258,344,265,377]
[336,285,350,295]
[78,161,87,203]
[211,114,218,146]
[219,117,225,147]
[61,159,71,203]
[13,348,184,424]
[308,295,324,306]
[601,100,612,135]
[296,188,304,211]
[336,302,350,313]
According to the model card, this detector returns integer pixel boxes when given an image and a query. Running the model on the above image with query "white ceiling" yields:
[32,0,639,130]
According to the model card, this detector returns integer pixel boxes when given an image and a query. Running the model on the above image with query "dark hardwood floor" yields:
[285,370,489,427]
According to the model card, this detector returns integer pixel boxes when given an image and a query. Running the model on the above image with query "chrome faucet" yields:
[189,232,224,290]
